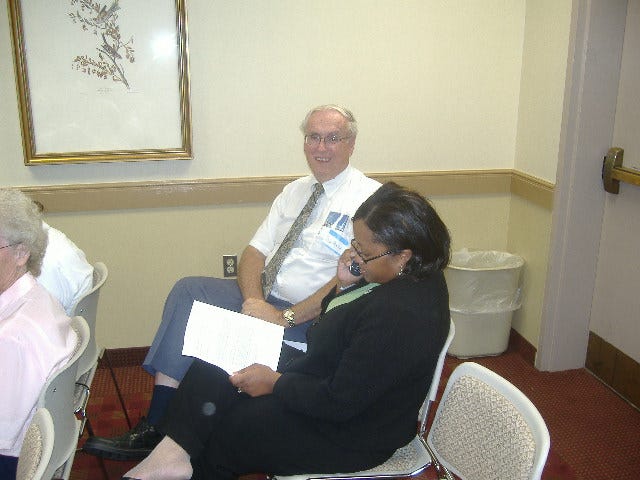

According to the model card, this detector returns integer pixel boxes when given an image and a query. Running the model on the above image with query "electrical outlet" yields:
[223,255,237,277]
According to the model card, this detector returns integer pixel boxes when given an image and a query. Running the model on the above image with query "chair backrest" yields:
[37,316,89,480]
[426,362,550,480]
[16,408,55,480]
[418,319,455,434]
[73,262,108,379]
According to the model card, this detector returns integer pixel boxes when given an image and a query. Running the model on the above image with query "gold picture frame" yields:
[8,0,192,165]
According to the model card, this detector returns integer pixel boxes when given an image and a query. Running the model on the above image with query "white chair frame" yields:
[16,408,55,480]
[72,262,109,435]
[426,362,551,480]
[275,320,455,480]
[37,316,89,480]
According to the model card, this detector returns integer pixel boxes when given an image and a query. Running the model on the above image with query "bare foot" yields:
[122,436,193,480]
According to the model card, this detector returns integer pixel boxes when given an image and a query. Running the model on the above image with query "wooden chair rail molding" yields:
[20,169,554,213]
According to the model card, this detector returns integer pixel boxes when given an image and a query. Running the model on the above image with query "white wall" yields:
[1,1,532,187]
[515,0,572,181]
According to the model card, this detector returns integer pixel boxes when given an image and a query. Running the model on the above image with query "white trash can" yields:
[444,249,524,357]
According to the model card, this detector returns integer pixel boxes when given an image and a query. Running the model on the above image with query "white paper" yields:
[283,340,308,352]
[182,301,285,374]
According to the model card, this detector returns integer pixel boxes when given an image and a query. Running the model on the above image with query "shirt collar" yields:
[316,164,353,198]
[0,272,36,312]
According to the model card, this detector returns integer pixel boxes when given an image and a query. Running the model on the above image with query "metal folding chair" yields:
[274,320,456,480]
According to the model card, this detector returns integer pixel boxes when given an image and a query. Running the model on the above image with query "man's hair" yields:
[300,104,358,137]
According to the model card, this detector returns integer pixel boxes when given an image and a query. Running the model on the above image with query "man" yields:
[38,221,94,315]
[31,201,94,316]
[83,104,381,461]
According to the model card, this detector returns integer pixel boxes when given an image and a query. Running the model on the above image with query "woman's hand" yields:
[336,248,361,290]
[229,363,282,397]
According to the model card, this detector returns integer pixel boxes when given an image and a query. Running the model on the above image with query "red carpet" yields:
[70,349,640,479]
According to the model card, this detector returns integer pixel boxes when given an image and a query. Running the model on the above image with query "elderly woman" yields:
[0,189,77,479]
[123,182,451,480]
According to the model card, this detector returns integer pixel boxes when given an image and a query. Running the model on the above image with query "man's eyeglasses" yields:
[350,239,395,264]
[0,243,17,250]
[304,133,352,147]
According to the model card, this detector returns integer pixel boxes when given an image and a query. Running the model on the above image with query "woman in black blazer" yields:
[123,182,451,480]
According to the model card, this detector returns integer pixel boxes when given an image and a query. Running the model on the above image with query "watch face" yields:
[283,309,296,327]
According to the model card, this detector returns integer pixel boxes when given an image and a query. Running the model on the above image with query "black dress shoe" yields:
[83,417,162,461]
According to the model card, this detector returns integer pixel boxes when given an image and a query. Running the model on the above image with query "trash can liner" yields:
[444,249,524,313]
[445,249,525,357]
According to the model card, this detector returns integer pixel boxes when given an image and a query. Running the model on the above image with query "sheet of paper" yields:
[283,340,308,352]
[182,301,285,374]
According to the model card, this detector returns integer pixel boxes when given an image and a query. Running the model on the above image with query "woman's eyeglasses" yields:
[0,243,17,250]
[350,239,395,264]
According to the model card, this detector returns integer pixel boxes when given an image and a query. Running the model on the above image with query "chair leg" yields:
[97,456,110,480]
[77,449,110,480]
[100,349,132,429]
[424,439,454,480]
[76,414,109,479]
[85,416,95,437]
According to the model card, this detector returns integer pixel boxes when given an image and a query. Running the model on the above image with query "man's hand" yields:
[229,363,282,397]
[241,298,283,325]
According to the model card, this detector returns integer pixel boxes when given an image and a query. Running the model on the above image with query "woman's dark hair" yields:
[352,182,450,277]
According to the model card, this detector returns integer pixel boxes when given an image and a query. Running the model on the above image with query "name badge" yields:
[320,211,350,255]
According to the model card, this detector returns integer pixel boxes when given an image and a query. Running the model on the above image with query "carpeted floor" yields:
[70,348,640,480]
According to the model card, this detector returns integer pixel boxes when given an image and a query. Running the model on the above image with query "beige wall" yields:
[508,195,553,346]
[38,173,551,349]
[44,203,269,347]
[49,191,511,348]
[0,1,572,352]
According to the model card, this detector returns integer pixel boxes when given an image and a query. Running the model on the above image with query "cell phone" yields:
[349,260,362,276]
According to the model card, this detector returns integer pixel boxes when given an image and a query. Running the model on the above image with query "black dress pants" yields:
[0,455,17,480]
[160,360,390,480]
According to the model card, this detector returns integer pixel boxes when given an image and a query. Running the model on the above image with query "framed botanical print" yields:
[8,0,192,164]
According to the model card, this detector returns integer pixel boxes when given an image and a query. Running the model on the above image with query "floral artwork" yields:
[68,0,135,89]
[9,0,191,163]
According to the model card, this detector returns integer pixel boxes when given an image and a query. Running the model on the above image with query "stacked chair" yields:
[16,408,55,480]
[34,316,90,480]
[73,262,111,435]
[18,261,112,480]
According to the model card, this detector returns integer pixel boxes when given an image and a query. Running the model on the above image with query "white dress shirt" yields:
[37,222,94,315]
[250,165,380,304]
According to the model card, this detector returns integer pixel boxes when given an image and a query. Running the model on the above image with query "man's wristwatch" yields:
[282,308,296,328]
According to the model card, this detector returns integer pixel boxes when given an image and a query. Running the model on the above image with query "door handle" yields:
[602,147,640,193]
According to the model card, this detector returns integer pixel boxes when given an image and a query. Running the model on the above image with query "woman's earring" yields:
[398,264,404,276]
